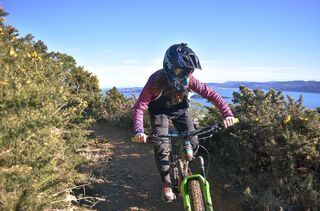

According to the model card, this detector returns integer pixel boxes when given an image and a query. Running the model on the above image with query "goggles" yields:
[174,68,194,79]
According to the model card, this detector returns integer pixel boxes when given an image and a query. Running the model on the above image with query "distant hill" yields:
[207,81,320,93]
[102,80,320,94]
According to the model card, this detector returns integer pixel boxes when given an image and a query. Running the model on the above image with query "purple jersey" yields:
[133,69,233,134]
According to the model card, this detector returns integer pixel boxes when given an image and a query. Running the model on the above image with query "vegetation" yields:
[201,86,320,210]
[102,87,135,128]
[100,85,320,210]
[0,7,103,210]
[2,5,320,210]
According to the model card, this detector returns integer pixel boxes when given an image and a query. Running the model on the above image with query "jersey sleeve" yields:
[132,75,160,134]
[188,75,233,117]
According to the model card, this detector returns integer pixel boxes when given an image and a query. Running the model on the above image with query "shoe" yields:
[161,182,176,202]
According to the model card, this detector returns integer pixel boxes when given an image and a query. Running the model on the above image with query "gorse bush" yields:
[0,7,102,210]
[103,87,135,128]
[65,63,104,122]
[102,87,153,132]
[203,86,320,210]
[47,52,105,123]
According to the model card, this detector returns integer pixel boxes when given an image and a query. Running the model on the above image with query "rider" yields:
[133,43,235,202]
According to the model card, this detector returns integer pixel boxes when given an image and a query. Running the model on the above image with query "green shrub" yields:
[0,7,98,210]
[202,86,320,210]
[47,52,105,123]
[102,87,135,128]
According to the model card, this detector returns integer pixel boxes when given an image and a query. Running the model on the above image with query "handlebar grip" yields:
[131,135,148,143]
[131,136,137,143]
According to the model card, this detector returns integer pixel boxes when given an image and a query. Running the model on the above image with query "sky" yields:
[1,0,319,88]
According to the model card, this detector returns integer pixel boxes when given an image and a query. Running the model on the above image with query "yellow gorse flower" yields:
[284,115,291,124]
[29,51,42,61]
[0,80,8,86]
[9,47,17,57]
[31,51,38,57]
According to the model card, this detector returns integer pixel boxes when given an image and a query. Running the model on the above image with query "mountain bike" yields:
[151,122,226,211]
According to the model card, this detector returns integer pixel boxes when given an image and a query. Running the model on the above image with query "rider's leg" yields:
[150,114,176,202]
[171,109,199,153]
[172,109,201,175]
[150,114,171,183]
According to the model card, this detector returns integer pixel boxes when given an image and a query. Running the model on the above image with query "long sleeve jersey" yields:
[133,69,233,134]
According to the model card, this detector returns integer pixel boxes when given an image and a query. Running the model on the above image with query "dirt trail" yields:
[81,123,183,211]
[80,123,239,211]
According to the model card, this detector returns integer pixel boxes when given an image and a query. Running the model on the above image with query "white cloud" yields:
[200,59,225,65]
[87,64,159,88]
[102,49,113,54]
[123,59,141,64]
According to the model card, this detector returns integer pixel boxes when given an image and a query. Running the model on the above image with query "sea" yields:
[106,87,320,110]
[190,88,320,109]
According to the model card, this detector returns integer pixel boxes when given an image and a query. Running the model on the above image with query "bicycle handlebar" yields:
[132,118,239,143]
[150,123,223,142]
[151,118,239,141]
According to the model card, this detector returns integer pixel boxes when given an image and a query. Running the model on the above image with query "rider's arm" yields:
[133,72,162,135]
[133,85,152,135]
[188,75,234,118]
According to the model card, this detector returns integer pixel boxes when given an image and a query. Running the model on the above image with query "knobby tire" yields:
[189,179,205,211]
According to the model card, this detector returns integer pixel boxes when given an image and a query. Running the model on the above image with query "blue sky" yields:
[1,0,319,88]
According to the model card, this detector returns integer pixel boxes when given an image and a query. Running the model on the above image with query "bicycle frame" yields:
[173,141,213,211]
[158,127,219,211]
[150,121,238,210]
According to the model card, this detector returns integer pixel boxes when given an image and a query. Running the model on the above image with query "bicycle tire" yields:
[188,179,205,211]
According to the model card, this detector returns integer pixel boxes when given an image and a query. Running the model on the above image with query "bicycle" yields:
[151,122,227,211]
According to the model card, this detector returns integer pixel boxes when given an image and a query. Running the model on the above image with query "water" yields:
[190,88,320,109]
[109,87,320,110]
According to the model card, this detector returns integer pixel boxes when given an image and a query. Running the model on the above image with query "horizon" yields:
[102,80,320,89]
[2,0,319,88]
[102,80,320,109]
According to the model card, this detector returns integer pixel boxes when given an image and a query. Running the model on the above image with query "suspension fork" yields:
[180,174,213,211]
[178,159,186,178]
[178,155,213,210]
[198,156,206,178]
[178,156,206,178]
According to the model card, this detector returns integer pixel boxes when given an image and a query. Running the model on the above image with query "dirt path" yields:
[79,123,240,211]
[81,123,183,211]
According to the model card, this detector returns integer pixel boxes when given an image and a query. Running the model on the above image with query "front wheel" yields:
[188,179,205,211]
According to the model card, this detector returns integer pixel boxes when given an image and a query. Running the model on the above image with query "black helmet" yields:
[163,43,202,82]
